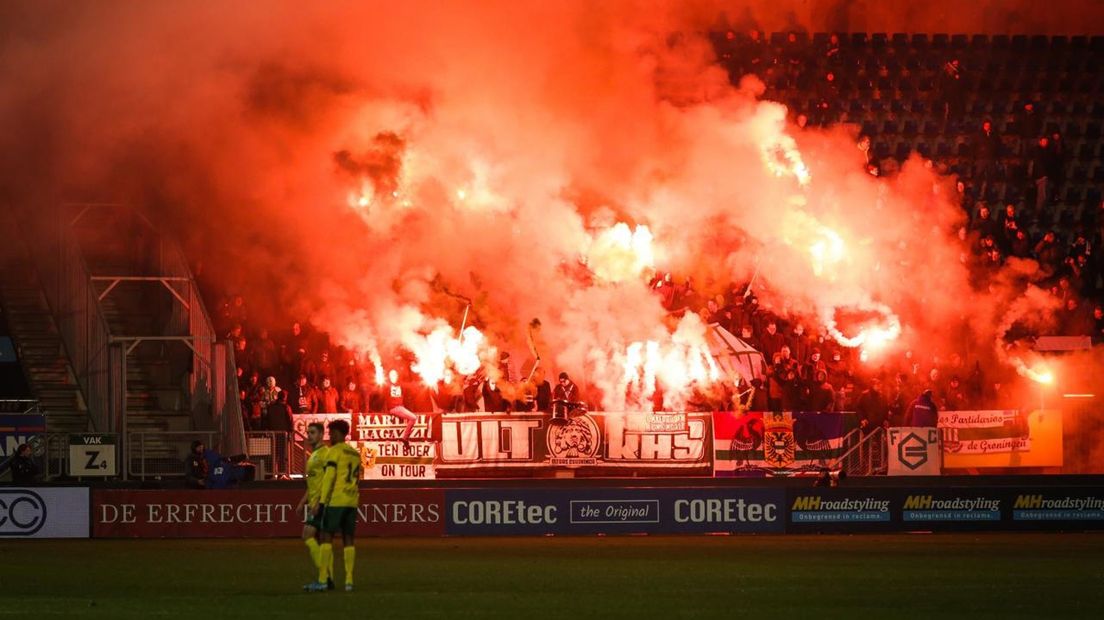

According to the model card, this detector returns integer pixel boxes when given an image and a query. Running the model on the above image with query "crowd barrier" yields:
[290,409,1062,480]
[4,483,1103,539]
[0,409,1065,485]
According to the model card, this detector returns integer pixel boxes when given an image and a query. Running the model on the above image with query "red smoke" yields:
[0,1,1098,410]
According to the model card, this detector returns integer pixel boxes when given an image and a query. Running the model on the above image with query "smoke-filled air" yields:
[0,0,1096,411]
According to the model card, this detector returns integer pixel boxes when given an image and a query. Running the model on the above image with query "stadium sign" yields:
[786,489,895,531]
[444,488,785,535]
[92,489,445,537]
[68,433,118,477]
[0,488,89,538]
[901,492,1002,523]
[1010,492,1104,522]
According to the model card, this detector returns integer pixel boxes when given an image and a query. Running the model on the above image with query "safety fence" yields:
[15,408,1077,482]
[127,431,219,480]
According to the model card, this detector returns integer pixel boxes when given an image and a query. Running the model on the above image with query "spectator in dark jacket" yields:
[855,380,889,434]
[808,371,835,412]
[482,378,509,412]
[287,374,317,415]
[909,389,939,427]
[759,321,786,362]
[1,443,39,484]
[267,390,294,432]
[185,440,208,489]
[317,377,340,413]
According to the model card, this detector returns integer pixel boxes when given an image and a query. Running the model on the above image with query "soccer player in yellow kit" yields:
[298,423,333,590]
[306,419,361,592]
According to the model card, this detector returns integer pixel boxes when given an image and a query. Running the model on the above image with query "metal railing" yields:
[127,430,218,479]
[242,430,293,478]
[160,235,245,457]
[0,399,42,415]
[833,426,888,476]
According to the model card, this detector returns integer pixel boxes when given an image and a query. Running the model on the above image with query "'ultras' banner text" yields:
[433,411,712,477]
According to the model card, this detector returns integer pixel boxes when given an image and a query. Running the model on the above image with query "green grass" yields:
[2,534,1103,619]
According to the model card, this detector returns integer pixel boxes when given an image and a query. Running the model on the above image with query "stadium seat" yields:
[1011,34,1028,51]
[931,33,949,49]
[971,34,990,49]
[992,34,1010,50]
[951,34,969,50]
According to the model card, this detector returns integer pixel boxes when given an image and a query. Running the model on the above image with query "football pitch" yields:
[2,534,1103,619]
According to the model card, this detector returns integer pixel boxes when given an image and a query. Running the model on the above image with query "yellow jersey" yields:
[305,445,330,505]
[320,442,361,508]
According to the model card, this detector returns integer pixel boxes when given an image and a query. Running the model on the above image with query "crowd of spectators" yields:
[208,32,1102,434]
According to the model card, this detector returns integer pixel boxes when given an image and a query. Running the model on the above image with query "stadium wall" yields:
[5,483,1104,539]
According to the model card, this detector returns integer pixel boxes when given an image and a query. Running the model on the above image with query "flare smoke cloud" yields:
[0,0,1093,408]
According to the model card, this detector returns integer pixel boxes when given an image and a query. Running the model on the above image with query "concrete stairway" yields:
[0,218,89,434]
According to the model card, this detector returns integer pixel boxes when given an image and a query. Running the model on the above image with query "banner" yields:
[434,411,712,477]
[887,427,941,476]
[0,487,89,538]
[713,411,858,476]
[445,487,785,535]
[939,410,1062,469]
[355,412,436,480]
[291,413,352,442]
[0,413,46,460]
[92,488,445,538]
